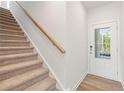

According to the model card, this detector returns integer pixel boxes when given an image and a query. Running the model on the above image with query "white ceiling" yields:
[83,1,114,9]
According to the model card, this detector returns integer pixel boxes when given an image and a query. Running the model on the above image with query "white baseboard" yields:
[72,72,87,90]
[121,81,124,90]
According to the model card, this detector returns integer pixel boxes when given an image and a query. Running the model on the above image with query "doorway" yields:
[89,21,118,81]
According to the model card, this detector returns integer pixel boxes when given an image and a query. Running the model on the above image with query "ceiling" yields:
[83,1,114,9]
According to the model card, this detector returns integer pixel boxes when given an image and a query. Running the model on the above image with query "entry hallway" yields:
[77,74,123,91]
[1,1,124,91]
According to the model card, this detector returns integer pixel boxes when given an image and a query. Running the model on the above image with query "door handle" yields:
[90,45,93,54]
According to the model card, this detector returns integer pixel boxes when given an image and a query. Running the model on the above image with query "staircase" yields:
[0,7,57,91]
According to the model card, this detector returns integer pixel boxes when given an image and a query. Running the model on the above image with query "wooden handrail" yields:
[15,1,65,54]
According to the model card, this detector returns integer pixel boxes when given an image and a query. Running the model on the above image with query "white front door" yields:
[89,21,118,80]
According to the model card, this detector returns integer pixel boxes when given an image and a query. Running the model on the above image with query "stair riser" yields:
[0,9,11,14]
[0,35,26,41]
[0,15,15,20]
[0,21,19,27]
[0,25,21,30]
[0,48,33,55]
[0,21,17,26]
[0,42,30,47]
[0,10,12,14]
[0,29,22,32]
[0,55,38,66]
[0,27,21,31]
[0,30,24,35]
[10,73,49,91]
[0,64,42,81]
[0,16,15,22]
[0,13,13,19]
[0,8,10,11]
[0,12,12,16]
[0,17,16,23]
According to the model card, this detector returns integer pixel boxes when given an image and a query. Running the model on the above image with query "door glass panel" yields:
[95,27,111,59]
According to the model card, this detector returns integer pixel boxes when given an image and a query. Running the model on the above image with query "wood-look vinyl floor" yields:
[77,74,123,91]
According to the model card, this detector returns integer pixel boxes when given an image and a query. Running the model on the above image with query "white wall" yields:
[9,1,88,90]
[1,1,7,9]
[7,0,124,90]
[1,1,9,9]
[88,2,123,82]
[18,1,66,48]
[65,2,88,90]
[9,1,66,90]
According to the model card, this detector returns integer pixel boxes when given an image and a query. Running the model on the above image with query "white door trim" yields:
[88,19,120,81]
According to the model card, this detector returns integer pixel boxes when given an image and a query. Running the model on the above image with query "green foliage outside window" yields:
[95,27,111,58]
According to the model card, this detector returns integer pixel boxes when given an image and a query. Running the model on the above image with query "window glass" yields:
[95,27,111,59]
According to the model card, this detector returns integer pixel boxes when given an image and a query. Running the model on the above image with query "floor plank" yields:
[77,74,123,91]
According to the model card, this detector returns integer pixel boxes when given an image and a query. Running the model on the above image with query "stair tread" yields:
[0,18,16,23]
[0,33,25,38]
[0,16,15,21]
[0,10,12,13]
[0,60,42,75]
[0,9,11,13]
[0,46,33,50]
[0,14,13,18]
[0,24,20,28]
[0,10,10,13]
[0,8,10,12]
[0,11,12,14]
[24,77,56,91]
[0,53,37,59]
[0,28,23,33]
[0,20,18,26]
[0,39,29,43]
[0,67,48,90]
[0,7,10,12]
[0,13,13,17]
[0,12,12,16]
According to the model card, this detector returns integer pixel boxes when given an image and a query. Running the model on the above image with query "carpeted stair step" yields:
[0,67,49,90]
[0,11,12,16]
[0,24,21,30]
[0,40,30,47]
[0,60,43,81]
[24,77,56,91]
[0,20,19,27]
[0,28,23,35]
[0,17,16,23]
[0,8,10,13]
[0,28,22,33]
[0,33,26,41]
[0,9,12,15]
[0,47,33,55]
[0,13,13,18]
[0,53,39,66]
